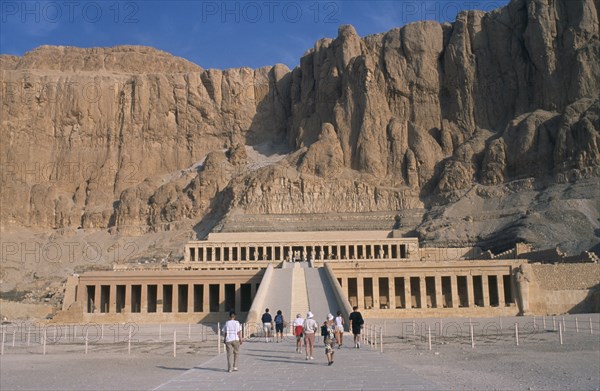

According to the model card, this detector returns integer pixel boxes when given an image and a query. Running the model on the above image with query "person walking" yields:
[293,313,304,353]
[261,308,273,342]
[348,305,364,348]
[303,311,318,360]
[222,310,243,373]
[274,310,285,342]
[334,310,345,348]
[322,315,336,365]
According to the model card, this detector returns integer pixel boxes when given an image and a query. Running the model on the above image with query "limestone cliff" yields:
[1,0,599,290]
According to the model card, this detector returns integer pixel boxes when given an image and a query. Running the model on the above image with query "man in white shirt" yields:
[222,311,243,372]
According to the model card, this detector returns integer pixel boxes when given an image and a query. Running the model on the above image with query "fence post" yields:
[1,330,5,356]
[514,323,519,346]
[499,317,503,332]
[559,323,563,345]
[173,331,177,358]
[590,317,593,335]
[159,324,162,342]
[552,316,556,331]
[43,328,47,355]
[128,327,132,355]
[562,316,566,332]
[188,324,191,340]
[575,317,579,333]
[470,323,474,349]
[12,331,16,347]
[428,325,432,351]
[543,315,546,330]
[85,329,89,355]
[380,327,383,353]
[218,322,221,354]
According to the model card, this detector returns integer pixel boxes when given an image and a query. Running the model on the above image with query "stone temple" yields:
[56,214,600,325]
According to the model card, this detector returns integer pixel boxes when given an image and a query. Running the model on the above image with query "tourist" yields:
[322,316,336,365]
[348,305,364,348]
[334,310,345,348]
[274,310,285,342]
[303,311,318,360]
[222,310,243,373]
[293,313,304,353]
[261,308,273,342]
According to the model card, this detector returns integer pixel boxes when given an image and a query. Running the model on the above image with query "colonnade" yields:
[338,272,514,310]
[185,241,413,262]
[84,281,259,315]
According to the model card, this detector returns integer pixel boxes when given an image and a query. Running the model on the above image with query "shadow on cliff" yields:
[192,186,234,240]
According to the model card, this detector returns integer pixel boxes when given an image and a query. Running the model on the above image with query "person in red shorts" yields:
[293,313,304,353]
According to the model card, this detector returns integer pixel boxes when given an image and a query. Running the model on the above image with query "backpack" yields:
[275,314,283,324]
[321,324,328,337]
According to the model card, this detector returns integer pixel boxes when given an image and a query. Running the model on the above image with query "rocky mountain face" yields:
[1,0,599,281]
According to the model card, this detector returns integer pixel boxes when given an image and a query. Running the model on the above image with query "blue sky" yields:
[1,0,510,70]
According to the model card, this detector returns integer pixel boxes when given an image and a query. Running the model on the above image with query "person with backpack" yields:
[348,305,364,348]
[274,310,285,342]
[322,314,336,365]
[261,308,273,342]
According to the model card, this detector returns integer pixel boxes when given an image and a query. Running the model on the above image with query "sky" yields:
[1,0,510,70]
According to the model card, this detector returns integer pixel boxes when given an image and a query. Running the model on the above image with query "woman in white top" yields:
[293,313,304,353]
[303,311,318,360]
[334,310,345,348]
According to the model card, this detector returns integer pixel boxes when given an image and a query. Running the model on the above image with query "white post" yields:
[559,323,563,345]
[499,317,503,332]
[384,320,386,337]
[543,315,546,330]
[54,326,57,342]
[43,328,47,355]
[12,331,16,347]
[412,320,416,337]
[533,316,536,329]
[515,323,519,346]
[188,324,191,340]
[85,330,89,355]
[1,331,5,356]
[470,324,474,349]
[575,317,579,333]
[159,324,162,342]
[562,316,566,332]
[173,331,177,358]
[380,327,383,353]
[439,318,443,337]
[101,324,104,340]
[589,317,593,335]
[428,325,432,351]
[128,327,132,355]
[552,316,556,331]
[218,322,221,354]
[27,326,30,346]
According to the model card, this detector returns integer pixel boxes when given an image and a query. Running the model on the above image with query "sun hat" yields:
[327,313,334,321]
[307,311,314,319]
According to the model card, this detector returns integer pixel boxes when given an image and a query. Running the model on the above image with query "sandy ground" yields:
[1,315,599,390]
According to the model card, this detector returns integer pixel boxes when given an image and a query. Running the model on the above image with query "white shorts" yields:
[335,325,344,333]
[263,323,272,333]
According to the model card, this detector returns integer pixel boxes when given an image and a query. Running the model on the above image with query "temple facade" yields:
[56,230,599,323]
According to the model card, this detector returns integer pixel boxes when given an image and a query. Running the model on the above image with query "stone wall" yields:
[529,263,600,314]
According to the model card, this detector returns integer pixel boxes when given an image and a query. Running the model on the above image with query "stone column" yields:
[419,276,427,309]
[467,275,475,308]
[219,284,225,312]
[373,275,380,309]
[141,284,148,313]
[157,284,164,313]
[110,284,117,313]
[235,283,241,314]
[389,275,396,309]
[497,274,506,307]
[94,284,101,313]
[202,284,210,313]
[173,284,179,313]
[124,284,132,313]
[451,275,459,308]
[434,275,443,309]
[482,274,490,307]
[404,276,411,309]
[188,283,194,313]
[357,276,365,310]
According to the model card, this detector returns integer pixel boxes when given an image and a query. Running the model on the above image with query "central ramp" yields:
[250,262,347,327]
